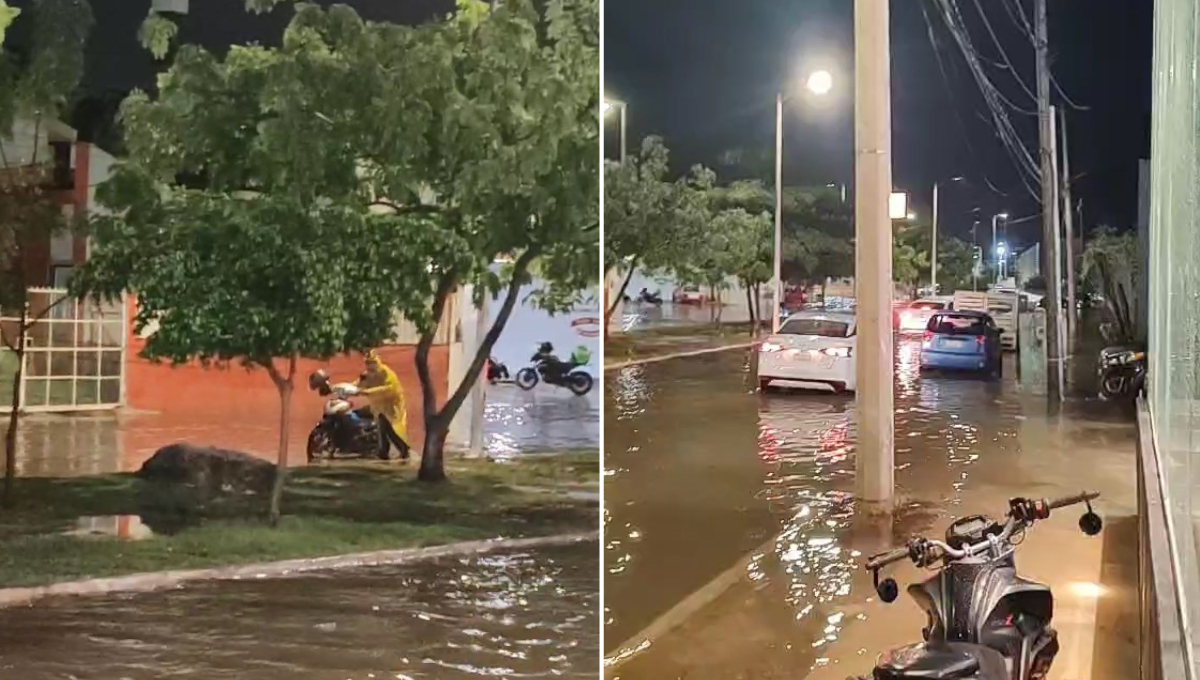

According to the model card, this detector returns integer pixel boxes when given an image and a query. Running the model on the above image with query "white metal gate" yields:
[6,288,126,412]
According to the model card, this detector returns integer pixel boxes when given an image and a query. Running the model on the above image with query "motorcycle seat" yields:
[874,642,1007,680]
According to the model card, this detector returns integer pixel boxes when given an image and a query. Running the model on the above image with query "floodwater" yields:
[2,382,597,478]
[0,543,598,680]
[604,340,1139,679]
[616,301,751,333]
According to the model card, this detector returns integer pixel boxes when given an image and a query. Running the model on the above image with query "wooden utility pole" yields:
[1059,107,1078,346]
[854,0,894,507]
[1036,0,1063,401]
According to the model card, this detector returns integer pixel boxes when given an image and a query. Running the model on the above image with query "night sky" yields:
[604,0,1152,251]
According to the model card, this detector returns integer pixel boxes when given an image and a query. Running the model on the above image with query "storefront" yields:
[1141,0,1200,676]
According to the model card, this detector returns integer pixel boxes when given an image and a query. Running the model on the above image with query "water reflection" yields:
[604,337,1136,676]
[0,544,598,680]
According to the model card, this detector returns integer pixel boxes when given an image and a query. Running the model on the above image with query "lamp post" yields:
[773,69,833,333]
[931,176,965,295]
[991,212,1008,284]
[602,99,628,164]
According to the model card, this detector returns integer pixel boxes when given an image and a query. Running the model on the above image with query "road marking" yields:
[605,342,757,371]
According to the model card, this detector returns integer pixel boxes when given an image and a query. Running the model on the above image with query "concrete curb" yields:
[605,342,756,371]
[0,531,599,609]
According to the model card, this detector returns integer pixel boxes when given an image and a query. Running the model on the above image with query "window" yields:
[910,301,946,310]
[927,314,987,336]
[780,318,850,338]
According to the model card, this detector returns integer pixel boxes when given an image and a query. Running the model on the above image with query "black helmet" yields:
[539,341,554,353]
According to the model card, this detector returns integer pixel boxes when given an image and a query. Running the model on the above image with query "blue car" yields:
[919,310,1003,377]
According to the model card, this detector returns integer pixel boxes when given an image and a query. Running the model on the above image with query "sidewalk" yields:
[605,323,760,366]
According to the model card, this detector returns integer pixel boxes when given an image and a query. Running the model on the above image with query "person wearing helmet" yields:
[357,350,410,461]
[532,341,566,382]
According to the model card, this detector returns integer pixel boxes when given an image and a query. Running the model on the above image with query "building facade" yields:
[1141,0,1200,676]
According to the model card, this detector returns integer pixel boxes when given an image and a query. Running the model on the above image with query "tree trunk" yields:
[418,419,448,482]
[265,356,296,527]
[2,306,28,510]
[754,283,764,330]
[745,284,756,335]
[604,266,637,337]
[415,249,540,482]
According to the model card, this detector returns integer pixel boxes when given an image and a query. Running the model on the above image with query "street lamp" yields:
[991,212,1008,284]
[603,99,628,164]
[931,176,966,294]
[996,242,1009,282]
[774,69,833,332]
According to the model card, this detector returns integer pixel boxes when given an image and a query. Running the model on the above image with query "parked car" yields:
[919,310,1003,377]
[898,297,952,334]
[672,285,705,305]
[757,309,857,393]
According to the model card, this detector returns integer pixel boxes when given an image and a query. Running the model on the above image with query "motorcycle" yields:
[305,369,382,462]
[515,352,594,396]
[487,356,511,383]
[637,290,664,306]
[859,491,1103,680]
[1097,345,1146,400]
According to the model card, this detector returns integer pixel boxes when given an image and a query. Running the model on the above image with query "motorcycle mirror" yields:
[876,577,899,603]
[1079,511,1103,536]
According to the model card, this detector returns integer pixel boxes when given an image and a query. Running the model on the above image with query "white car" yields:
[757,310,857,393]
[898,297,953,334]
[672,285,705,305]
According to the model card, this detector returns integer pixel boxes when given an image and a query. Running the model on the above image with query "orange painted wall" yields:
[121,300,450,467]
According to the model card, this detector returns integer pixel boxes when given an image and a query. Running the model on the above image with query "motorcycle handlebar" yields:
[865,491,1101,572]
[1047,491,1100,511]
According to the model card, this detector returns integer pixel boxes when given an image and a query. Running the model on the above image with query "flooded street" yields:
[0,543,598,680]
[604,341,1138,679]
[3,383,597,477]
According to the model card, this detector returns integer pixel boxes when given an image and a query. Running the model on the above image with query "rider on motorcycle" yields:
[532,341,573,382]
[357,350,411,461]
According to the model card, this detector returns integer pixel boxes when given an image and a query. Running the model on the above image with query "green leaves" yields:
[138,12,178,60]
[0,1,18,47]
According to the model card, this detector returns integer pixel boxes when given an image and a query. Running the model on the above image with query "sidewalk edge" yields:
[0,531,599,608]
[605,342,755,371]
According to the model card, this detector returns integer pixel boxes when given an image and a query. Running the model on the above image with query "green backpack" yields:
[570,345,592,366]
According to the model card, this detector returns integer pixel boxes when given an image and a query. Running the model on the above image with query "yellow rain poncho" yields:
[357,351,408,438]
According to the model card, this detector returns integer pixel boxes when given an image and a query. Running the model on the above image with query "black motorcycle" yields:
[637,289,664,306]
[1097,345,1146,400]
[860,491,1103,680]
[515,353,594,396]
[305,370,382,462]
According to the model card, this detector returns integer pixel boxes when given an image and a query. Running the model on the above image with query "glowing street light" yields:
[807,69,833,96]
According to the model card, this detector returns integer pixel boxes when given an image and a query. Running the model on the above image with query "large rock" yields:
[137,443,276,497]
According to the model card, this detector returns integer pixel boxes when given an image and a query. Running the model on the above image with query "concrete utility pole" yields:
[1059,107,1077,346]
[774,93,784,333]
[854,0,894,507]
[1036,0,1063,401]
[931,182,939,293]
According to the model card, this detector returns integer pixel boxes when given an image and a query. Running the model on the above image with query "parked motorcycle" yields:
[1097,345,1146,400]
[305,369,381,462]
[487,356,511,383]
[515,345,594,396]
[859,491,1103,680]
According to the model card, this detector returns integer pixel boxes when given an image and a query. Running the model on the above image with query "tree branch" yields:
[437,247,539,424]
[368,199,442,216]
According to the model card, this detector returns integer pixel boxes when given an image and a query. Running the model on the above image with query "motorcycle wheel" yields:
[1101,374,1126,399]
[306,428,334,463]
[516,368,539,390]
[567,372,594,396]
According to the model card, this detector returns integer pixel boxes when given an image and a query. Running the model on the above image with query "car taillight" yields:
[922,331,933,344]
[760,342,783,353]
[976,335,986,346]
[821,347,852,358]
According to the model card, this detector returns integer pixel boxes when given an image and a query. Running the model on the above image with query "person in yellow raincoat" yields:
[357,350,411,461]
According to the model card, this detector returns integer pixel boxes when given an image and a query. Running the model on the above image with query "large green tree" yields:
[75,11,451,522]
[603,136,704,330]
[1081,226,1142,342]
[0,0,92,508]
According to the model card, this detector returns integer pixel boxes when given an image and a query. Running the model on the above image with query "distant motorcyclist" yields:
[532,341,570,382]
[356,350,411,461]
